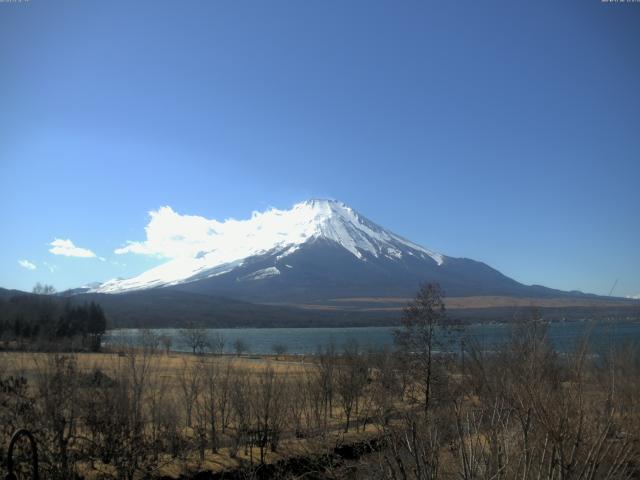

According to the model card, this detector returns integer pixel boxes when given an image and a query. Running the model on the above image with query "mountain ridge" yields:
[77,199,618,308]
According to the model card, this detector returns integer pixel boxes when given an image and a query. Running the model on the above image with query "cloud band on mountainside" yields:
[114,205,301,260]
[114,206,218,258]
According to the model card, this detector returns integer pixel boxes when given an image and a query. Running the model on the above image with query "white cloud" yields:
[43,262,58,273]
[114,204,314,262]
[114,206,227,259]
[628,294,640,300]
[49,238,96,258]
[18,259,37,270]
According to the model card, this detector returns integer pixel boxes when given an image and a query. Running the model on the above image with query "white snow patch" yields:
[239,267,281,281]
[386,247,402,259]
[276,245,300,260]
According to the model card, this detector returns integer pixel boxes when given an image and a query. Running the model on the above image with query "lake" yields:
[103,319,640,355]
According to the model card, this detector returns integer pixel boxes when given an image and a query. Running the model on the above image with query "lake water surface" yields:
[104,319,640,355]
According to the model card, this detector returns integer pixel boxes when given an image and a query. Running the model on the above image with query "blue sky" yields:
[1,0,638,297]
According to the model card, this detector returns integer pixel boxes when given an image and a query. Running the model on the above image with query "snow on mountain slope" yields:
[94,199,444,293]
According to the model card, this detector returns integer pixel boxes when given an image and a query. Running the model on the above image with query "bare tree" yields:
[394,282,447,414]
[177,360,201,428]
[198,357,222,453]
[272,343,288,360]
[140,328,160,354]
[35,354,80,479]
[217,358,234,434]
[210,332,225,355]
[336,340,369,433]
[159,334,172,355]
[316,342,337,431]
[251,366,286,463]
[233,338,249,356]
[370,348,401,427]
[229,370,252,458]
[180,324,210,355]
[32,283,56,295]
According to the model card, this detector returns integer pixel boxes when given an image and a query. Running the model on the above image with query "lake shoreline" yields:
[103,318,640,355]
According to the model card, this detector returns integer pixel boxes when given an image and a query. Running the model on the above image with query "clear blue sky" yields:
[1,0,638,297]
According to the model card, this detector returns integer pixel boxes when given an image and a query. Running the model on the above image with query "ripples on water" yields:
[103,320,640,355]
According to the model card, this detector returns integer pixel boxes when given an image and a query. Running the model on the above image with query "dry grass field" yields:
[0,350,309,380]
[2,314,640,479]
[0,349,384,479]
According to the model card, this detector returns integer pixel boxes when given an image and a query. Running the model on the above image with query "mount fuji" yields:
[89,199,578,301]
[66,199,637,327]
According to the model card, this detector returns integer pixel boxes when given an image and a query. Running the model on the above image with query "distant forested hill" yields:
[0,287,106,350]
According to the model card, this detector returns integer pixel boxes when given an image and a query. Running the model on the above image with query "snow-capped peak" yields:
[93,200,443,293]
[298,199,443,263]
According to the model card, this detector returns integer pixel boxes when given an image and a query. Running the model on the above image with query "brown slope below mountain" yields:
[282,295,640,311]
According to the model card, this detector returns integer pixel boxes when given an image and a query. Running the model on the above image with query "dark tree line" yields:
[0,285,106,351]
